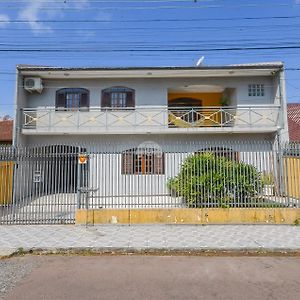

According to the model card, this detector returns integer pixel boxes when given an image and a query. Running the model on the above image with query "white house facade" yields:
[12,63,289,208]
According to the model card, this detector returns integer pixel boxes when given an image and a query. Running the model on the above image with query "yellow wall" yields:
[284,157,300,199]
[76,208,300,225]
[168,92,222,106]
[168,93,223,127]
[0,162,14,205]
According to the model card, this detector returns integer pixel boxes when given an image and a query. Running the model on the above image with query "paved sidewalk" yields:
[1,225,300,257]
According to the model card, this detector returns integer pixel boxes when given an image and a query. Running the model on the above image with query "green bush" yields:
[167,152,262,207]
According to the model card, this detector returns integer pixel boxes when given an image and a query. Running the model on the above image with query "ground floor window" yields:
[196,147,239,161]
[122,148,164,175]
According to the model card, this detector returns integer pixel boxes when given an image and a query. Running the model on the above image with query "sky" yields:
[1,0,300,117]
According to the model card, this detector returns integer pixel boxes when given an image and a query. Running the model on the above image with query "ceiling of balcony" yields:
[168,85,224,93]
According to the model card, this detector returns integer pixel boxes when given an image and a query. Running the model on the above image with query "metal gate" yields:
[0,145,81,224]
[1,141,300,225]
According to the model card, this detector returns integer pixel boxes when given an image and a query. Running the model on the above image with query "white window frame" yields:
[248,84,265,97]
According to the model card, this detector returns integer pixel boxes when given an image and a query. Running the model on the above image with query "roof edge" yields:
[17,62,284,72]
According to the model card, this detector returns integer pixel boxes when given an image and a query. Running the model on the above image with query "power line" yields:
[2,15,300,23]
[0,3,299,11]
[0,45,300,52]
[3,23,300,32]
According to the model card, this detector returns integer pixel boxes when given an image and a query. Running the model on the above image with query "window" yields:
[248,84,265,97]
[56,88,89,110]
[122,148,164,175]
[102,87,135,109]
[197,147,239,161]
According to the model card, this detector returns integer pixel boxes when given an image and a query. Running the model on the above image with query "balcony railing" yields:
[21,105,281,134]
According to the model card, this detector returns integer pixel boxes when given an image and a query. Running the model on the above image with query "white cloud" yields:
[18,0,108,37]
[18,0,53,33]
[0,14,10,27]
[17,0,91,34]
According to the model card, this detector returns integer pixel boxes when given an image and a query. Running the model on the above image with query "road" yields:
[1,255,300,300]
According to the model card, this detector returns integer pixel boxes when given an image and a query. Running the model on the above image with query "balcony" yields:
[21,105,281,135]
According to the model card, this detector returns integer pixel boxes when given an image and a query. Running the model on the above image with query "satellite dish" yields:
[196,56,205,67]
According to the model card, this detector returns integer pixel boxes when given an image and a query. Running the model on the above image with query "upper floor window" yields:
[56,88,90,110]
[248,84,265,97]
[102,87,135,109]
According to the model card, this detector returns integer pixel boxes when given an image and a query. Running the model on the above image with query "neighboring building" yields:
[287,103,300,142]
[13,62,289,202]
[0,119,13,145]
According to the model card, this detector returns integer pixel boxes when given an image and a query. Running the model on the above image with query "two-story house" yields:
[13,62,289,209]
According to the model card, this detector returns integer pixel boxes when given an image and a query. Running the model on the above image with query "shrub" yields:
[167,152,262,207]
[261,172,274,186]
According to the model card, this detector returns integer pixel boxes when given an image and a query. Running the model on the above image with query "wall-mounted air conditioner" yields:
[24,77,43,93]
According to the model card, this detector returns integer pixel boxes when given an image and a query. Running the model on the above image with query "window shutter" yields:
[102,91,111,108]
[154,153,164,175]
[80,92,89,111]
[122,151,134,174]
[126,91,135,108]
[56,92,66,109]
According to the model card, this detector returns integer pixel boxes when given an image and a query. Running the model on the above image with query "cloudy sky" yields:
[1,0,300,116]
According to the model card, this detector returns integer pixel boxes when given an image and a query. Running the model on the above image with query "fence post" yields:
[77,151,81,210]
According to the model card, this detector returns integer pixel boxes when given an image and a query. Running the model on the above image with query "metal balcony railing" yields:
[21,105,281,133]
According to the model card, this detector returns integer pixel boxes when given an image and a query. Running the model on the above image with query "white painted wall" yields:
[23,76,275,109]
[15,72,289,146]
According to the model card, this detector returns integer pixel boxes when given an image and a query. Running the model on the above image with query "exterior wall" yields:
[278,71,289,142]
[23,76,275,109]
[15,70,288,145]
[168,92,222,106]
[10,132,279,206]
[15,73,28,145]
[24,133,276,147]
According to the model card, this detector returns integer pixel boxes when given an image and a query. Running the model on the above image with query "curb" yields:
[0,248,18,259]
[2,247,300,258]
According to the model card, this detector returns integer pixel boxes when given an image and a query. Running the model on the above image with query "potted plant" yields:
[220,96,230,106]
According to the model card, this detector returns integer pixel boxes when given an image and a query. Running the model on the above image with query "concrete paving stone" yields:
[1,225,300,252]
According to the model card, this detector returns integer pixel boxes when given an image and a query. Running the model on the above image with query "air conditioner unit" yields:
[24,77,43,93]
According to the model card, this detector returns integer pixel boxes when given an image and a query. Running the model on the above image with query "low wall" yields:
[76,208,300,225]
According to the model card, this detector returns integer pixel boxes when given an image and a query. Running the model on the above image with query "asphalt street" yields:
[1,255,300,300]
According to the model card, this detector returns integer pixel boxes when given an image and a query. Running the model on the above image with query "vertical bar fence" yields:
[0,141,300,224]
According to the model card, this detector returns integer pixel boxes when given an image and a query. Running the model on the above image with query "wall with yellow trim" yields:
[168,93,223,127]
[168,92,222,106]
[284,157,300,199]
[0,162,14,205]
[76,208,300,225]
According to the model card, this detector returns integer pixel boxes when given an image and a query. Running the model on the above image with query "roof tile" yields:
[0,120,13,143]
[288,104,300,141]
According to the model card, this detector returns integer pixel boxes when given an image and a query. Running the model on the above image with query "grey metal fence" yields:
[1,141,300,224]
